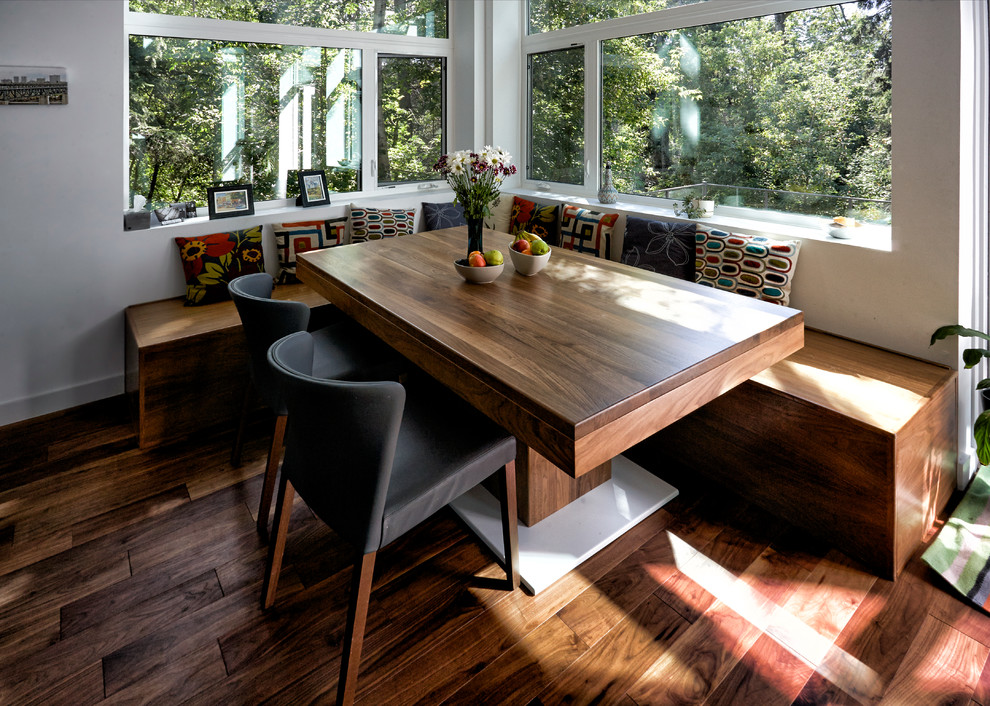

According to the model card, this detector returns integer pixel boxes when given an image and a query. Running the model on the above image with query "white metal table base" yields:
[450,455,678,595]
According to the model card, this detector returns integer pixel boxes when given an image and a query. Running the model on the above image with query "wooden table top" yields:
[297,227,804,475]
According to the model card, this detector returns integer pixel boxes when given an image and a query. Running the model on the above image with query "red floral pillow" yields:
[174,226,265,305]
[508,196,560,246]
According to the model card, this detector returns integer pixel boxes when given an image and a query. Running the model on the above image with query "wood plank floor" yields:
[1,396,988,704]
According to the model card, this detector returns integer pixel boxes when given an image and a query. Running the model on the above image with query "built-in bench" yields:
[633,328,957,580]
[125,283,331,449]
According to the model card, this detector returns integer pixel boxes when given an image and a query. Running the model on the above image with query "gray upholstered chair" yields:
[228,273,402,537]
[263,330,519,706]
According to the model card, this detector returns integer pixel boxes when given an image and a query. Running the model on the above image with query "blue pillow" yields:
[621,217,697,280]
[423,201,467,231]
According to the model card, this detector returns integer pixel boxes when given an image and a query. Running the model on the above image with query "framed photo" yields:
[207,184,254,220]
[297,170,330,208]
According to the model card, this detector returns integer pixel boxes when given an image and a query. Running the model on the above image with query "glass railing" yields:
[658,182,891,225]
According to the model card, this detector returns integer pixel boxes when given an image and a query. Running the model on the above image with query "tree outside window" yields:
[129,36,362,207]
[377,55,445,184]
[599,1,891,222]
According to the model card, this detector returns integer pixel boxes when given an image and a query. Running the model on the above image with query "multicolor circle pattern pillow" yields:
[349,205,416,243]
[695,227,801,306]
[174,226,265,306]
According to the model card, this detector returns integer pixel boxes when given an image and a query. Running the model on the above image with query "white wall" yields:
[0,0,974,442]
[0,0,130,425]
[0,0,445,425]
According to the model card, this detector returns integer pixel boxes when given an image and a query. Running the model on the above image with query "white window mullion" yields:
[363,48,378,191]
[585,39,600,198]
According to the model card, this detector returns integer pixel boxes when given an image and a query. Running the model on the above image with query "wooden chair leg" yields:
[499,460,519,590]
[261,473,295,610]
[337,551,376,706]
[230,379,253,467]
[257,414,288,539]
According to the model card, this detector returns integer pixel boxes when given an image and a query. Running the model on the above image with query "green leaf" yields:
[930,325,990,346]
[962,348,990,369]
[976,410,990,467]
[977,378,990,391]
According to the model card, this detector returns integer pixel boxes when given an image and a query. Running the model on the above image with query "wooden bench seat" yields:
[635,329,957,579]
[125,283,331,449]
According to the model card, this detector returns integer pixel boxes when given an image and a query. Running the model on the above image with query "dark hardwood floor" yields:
[1,396,988,704]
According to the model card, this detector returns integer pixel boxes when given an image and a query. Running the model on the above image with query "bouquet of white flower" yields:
[433,146,517,220]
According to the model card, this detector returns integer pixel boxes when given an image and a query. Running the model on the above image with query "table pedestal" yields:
[516,445,612,526]
[451,455,678,594]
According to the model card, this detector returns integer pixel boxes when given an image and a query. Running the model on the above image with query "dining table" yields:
[297,226,804,593]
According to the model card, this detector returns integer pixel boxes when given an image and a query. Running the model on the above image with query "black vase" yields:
[981,388,990,413]
[466,217,484,258]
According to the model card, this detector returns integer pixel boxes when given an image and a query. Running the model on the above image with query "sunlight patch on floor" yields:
[651,531,883,704]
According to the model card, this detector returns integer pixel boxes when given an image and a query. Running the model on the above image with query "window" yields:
[127,2,450,211]
[602,2,891,223]
[528,0,705,35]
[129,36,361,205]
[130,0,448,38]
[377,55,445,184]
[528,47,584,184]
[526,1,892,226]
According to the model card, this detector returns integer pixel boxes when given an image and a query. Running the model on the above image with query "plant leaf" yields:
[931,325,990,346]
[976,410,990,467]
[977,378,990,391]
[962,348,990,369]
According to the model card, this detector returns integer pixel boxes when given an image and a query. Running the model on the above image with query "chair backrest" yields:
[229,273,311,412]
[268,331,406,553]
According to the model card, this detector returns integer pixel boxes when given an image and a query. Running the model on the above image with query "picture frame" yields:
[297,170,330,208]
[0,65,67,105]
[207,184,254,220]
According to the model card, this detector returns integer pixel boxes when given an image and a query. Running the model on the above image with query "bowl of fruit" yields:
[508,232,551,276]
[454,249,504,283]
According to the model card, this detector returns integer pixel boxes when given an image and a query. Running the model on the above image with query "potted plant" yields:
[931,324,990,465]
[674,194,715,219]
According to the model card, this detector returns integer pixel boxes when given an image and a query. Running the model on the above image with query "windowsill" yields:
[510,188,893,252]
[124,182,452,233]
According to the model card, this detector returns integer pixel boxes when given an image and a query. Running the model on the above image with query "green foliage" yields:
[529,47,584,183]
[594,1,890,220]
[931,324,990,466]
[130,0,448,37]
[129,36,361,205]
[377,56,444,183]
[529,0,685,34]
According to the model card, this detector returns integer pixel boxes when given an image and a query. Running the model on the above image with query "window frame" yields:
[376,53,448,186]
[124,9,452,211]
[526,45,586,186]
[520,0,891,234]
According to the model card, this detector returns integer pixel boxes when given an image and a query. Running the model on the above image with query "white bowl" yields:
[454,259,503,283]
[508,247,551,276]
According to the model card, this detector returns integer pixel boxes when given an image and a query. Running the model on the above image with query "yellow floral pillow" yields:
[174,226,265,305]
